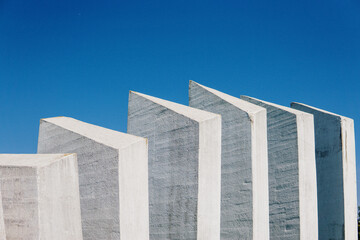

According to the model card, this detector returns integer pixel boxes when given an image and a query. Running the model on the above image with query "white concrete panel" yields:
[189,81,269,240]
[37,117,149,240]
[0,154,82,240]
[291,102,357,240]
[128,91,221,240]
[241,96,318,240]
[0,185,5,240]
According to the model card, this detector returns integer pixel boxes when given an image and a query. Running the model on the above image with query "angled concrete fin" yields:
[291,102,357,240]
[241,96,318,240]
[37,117,149,240]
[0,154,82,240]
[128,91,221,240]
[189,81,269,240]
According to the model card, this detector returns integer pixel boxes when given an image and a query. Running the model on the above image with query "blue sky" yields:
[1,0,360,201]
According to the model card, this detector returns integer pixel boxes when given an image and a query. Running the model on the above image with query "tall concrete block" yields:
[0,185,5,240]
[37,117,149,240]
[241,96,318,240]
[189,81,269,240]
[291,102,357,240]
[127,91,221,240]
[0,154,82,240]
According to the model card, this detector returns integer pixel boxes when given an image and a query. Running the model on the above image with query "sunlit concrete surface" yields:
[241,96,318,240]
[291,102,357,240]
[189,81,269,240]
[0,154,82,240]
[37,117,149,240]
[128,91,221,240]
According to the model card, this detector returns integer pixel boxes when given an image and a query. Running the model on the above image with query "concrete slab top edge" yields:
[190,80,266,116]
[41,116,147,150]
[0,153,75,167]
[291,102,353,122]
[241,95,313,118]
[130,90,221,122]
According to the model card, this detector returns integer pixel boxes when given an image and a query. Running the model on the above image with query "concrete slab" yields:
[0,185,5,240]
[0,154,82,240]
[37,117,149,240]
[291,102,357,240]
[127,91,221,240]
[241,96,318,240]
[189,81,269,240]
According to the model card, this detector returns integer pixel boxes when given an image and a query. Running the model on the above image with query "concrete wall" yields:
[189,81,269,240]
[0,154,83,240]
[291,102,357,240]
[37,117,149,240]
[0,185,5,240]
[127,91,221,240]
[241,96,317,240]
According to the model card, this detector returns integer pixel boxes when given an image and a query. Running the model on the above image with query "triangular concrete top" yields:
[130,91,221,122]
[190,81,265,115]
[241,95,312,117]
[291,102,353,121]
[41,117,146,150]
[0,154,73,168]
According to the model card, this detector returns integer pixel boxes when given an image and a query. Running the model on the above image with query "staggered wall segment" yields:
[189,81,269,240]
[37,117,149,240]
[127,91,221,240]
[0,154,82,240]
[240,96,318,240]
[291,102,357,240]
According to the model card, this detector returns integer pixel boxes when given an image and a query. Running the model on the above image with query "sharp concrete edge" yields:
[291,102,357,240]
[128,91,221,240]
[37,117,149,240]
[189,81,269,240]
[240,95,318,240]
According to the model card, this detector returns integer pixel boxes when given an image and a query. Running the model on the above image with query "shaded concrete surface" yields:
[0,154,82,240]
[241,96,317,240]
[37,117,149,240]
[128,91,221,240]
[189,81,269,240]
[291,102,357,240]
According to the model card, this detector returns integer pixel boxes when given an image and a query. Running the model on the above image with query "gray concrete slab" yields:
[189,81,269,240]
[241,96,318,240]
[0,154,82,240]
[127,91,221,240]
[291,102,357,240]
[37,117,149,240]
[0,185,5,240]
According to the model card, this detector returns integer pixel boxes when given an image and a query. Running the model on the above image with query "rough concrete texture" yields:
[291,102,357,240]
[0,185,5,240]
[127,91,221,240]
[189,81,269,240]
[37,117,149,240]
[241,96,318,240]
[0,154,83,240]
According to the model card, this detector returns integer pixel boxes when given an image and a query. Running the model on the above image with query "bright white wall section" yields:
[37,117,149,240]
[0,154,82,240]
[189,81,269,240]
[241,96,318,240]
[291,102,357,240]
[128,91,221,240]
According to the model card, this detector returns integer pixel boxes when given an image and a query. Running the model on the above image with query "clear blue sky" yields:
[1,0,360,201]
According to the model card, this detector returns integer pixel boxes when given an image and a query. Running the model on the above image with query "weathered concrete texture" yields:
[241,96,318,240]
[37,117,149,240]
[0,154,82,240]
[189,81,269,240]
[0,185,5,240]
[127,91,221,240]
[291,102,357,240]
